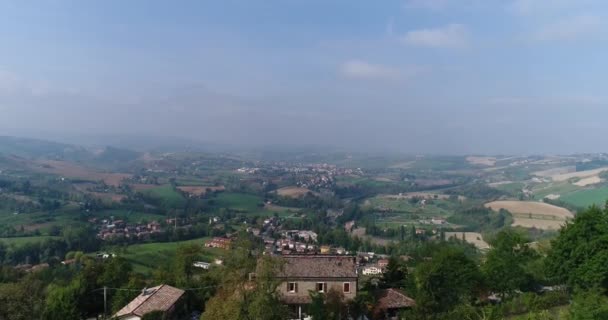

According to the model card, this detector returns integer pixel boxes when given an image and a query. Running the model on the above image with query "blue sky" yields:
[1,0,607,154]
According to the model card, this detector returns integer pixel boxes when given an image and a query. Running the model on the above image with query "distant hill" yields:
[0,136,142,169]
[0,136,90,160]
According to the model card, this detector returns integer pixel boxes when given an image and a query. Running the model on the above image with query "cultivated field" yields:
[533,166,574,178]
[445,232,490,250]
[29,160,131,186]
[510,218,566,230]
[485,201,573,218]
[177,185,225,196]
[466,156,496,166]
[550,167,608,182]
[276,186,314,198]
[560,187,608,208]
[573,176,601,186]
[485,200,573,230]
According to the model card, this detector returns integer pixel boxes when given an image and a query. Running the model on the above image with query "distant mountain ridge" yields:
[0,136,141,168]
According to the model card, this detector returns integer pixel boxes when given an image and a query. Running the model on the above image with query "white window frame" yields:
[316,282,326,293]
[287,282,297,293]
[343,282,351,293]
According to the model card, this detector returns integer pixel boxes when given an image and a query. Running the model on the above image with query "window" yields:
[343,282,351,293]
[287,282,297,293]
[316,282,326,293]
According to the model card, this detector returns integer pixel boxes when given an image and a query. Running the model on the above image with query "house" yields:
[320,245,331,254]
[362,265,383,275]
[431,217,446,225]
[147,221,161,231]
[372,288,416,320]
[204,237,232,249]
[114,284,185,320]
[193,261,210,270]
[274,255,358,319]
[377,259,389,268]
[344,220,355,232]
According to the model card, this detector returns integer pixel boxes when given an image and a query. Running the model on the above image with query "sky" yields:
[1,0,607,154]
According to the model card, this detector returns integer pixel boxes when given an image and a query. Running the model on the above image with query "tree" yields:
[309,291,327,320]
[44,282,81,320]
[381,256,408,289]
[200,289,244,320]
[546,206,608,290]
[414,247,482,315]
[482,229,537,297]
[0,279,45,320]
[142,310,166,320]
[244,256,289,320]
[173,244,202,286]
[567,289,608,320]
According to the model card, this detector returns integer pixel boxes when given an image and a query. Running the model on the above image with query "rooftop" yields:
[114,284,185,318]
[276,255,357,279]
[374,288,416,310]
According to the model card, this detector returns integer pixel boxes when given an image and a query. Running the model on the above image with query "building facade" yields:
[274,255,358,319]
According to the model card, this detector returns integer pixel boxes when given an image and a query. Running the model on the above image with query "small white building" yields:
[193,261,210,269]
[362,266,383,275]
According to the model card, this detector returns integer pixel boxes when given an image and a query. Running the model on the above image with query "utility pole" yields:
[103,286,107,320]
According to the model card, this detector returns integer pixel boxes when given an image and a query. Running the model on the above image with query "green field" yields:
[365,196,457,227]
[119,237,224,274]
[531,182,580,200]
[0,235,61,246]
[560,186,608,208]
[212,192,265,213]
[493,182,525,195]
[95,210,166,223]
[144,185,186,207]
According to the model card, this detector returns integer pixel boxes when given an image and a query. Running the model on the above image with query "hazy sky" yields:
[1,0,607,154]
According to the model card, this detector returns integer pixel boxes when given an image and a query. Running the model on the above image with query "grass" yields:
[144,185,186,207]
[493,182,525,195]
[211,192,266,214]
[95,210,166,223]
[365,196,457,227]
[560,186,608,208]
[118,237,223,274]
[0,235,61,246]
[531,182,580,199]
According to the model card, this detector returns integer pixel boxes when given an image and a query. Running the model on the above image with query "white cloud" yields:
[339,60,400,80]
[401,24,469,48]
[534,14,602,41]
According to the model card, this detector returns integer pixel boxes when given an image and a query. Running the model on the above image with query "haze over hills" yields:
[2,1,608,319]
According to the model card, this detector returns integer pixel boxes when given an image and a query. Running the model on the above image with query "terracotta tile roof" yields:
[374,288,416,310]
[281,294,313,305]
[276,255,357,279]
[114,284,185,318]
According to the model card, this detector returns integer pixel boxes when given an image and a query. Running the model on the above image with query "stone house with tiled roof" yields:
[113,284,185,320]
[274,255,358,319]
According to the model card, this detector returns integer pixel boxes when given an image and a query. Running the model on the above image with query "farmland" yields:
[0,235,61,246]
[560,186,608,208]
[28,159,132,186]
[119,237,224,274]
[275,186,314,198]
[444,232,490,250]
[485,201,573,230]
[143,185,186,207]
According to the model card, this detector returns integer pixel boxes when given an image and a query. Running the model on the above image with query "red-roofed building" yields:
[204,237,232,249]
[113,284,185,320]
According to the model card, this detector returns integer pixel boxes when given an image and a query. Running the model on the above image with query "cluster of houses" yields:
[418,217,447,225]
[95,218,163,240]
[204,237,232,249]
[118,254,414,320]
